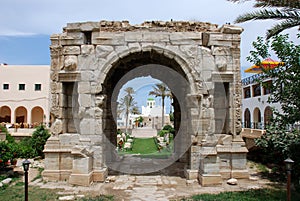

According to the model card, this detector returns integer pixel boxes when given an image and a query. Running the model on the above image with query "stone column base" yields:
[184,169,199,180]
[199,174,222,186]
[42,170,71,181]
[93,168,108,182]
[232,170,249,179]
[69,172,93,186]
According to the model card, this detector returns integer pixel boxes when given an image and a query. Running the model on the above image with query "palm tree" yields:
[118,87,137,133]
[228,0,300,38]
[149,83,171,128]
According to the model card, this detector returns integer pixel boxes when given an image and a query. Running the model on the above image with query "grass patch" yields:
[182,189,300,201]
[118,137,173,158]
[0,182,61,201]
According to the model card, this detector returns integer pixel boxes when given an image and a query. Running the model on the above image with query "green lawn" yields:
[183,189,300,201]
[0,181,113,201]
[118,137,173,158]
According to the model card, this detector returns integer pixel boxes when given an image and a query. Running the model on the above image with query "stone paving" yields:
[24,160,276,201]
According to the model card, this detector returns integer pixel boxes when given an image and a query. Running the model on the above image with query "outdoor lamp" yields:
[22,159,31,171]
[284,157,294,201]
[284,158,294,171]
[23,159,31,201]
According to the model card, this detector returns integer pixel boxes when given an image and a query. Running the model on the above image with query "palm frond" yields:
[235,9,300,23]
[266,19,300,38]
[254,0,300,9]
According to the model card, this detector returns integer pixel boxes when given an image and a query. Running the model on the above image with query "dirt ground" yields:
[15,159,280,201]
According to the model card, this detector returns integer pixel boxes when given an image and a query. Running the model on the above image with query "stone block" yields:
[142,32,169,42]
[199,174,222,186]
[170,32,201,45]
[232,170,249,179]
[93,168,108,182]
[72,157,92,174]
[78,82,91,94]
[81,45,94,56]
[63,46,81,55]
[185,169,199,180]
[93,32,125,45]
[125,32,143,42]
[69,172,93,186]
[79,94,92,107]
[95,45,114,58]
[64,55,78,71]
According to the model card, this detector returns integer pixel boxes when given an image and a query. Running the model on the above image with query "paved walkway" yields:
[24,160,276,201]
[132,127,157,138]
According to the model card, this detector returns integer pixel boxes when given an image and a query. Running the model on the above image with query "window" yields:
[252,84,261,97]
[3,84,9,90]
[35,84,42,91]
[83,31,92,44]
[19,84,25,90]
[263,80,272,95]
[243,87,251,98]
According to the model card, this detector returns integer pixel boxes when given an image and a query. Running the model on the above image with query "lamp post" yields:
[284,158,294,201]
[22,159,31,201]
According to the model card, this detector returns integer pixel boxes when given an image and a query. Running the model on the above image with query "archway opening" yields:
[0,106,11,123]
[15,106,27,125]
[31,106,44,126]
[264,106,273,128]
[253,108,261,129]
[102,50,192,176]
[244,108,251,128]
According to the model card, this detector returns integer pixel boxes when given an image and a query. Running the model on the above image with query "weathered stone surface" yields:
[64,55,78,71]
[45,20,247,187]
[63,46,80,55]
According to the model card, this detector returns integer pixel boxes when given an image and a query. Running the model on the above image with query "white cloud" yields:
[1,0,298,74]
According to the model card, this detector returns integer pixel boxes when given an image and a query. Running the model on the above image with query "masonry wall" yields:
[43,20,248,186]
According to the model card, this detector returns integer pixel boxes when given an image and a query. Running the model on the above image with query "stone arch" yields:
[0,106,11,123]
[44,20,249,186]
[31,106,44,125]
[100,49,196,174]
[244,108,251,128]
[98,45,201,95]
[15,106,27,124]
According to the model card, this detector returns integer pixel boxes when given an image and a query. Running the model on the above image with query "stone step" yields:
[132,127,157,138]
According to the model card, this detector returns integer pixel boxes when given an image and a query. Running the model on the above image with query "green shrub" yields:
[30,125,50,157]
[162,125,175,134]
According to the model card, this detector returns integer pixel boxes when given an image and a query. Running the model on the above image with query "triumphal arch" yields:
[43,20,249,186]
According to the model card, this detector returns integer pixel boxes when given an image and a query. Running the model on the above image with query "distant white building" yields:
[241,74,282,129]
[117,97,170,129]
[0,64,50,127]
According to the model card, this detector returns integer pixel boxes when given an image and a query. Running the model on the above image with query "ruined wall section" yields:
[44,20,247,186]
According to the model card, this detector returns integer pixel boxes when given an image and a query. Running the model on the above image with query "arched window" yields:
[244,108,251,128]
[0,106,11,123]
[15,106,28,125]
[253,108,262,129]
[31,106,44,126]
[264,106,273,127]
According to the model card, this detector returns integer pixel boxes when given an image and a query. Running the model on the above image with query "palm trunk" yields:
[125,110,129,133]
[162,97,165,129]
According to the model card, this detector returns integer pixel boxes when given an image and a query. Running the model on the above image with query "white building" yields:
[0,64,50,127]
[117,97,170,129]
[241,74,282,129]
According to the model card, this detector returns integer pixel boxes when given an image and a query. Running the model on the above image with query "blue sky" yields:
[1,0,298,69]
[0,0,298,110]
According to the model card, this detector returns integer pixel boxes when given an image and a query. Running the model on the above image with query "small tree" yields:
[149,83,171,128]
[248,33,300,187]
[118,87,137,132]
[30,125,51,158]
